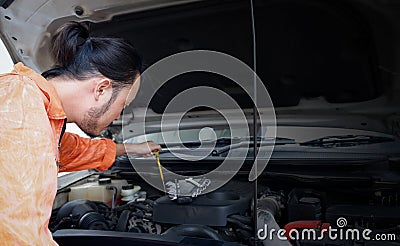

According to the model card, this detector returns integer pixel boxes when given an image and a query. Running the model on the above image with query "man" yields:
[0,21,161,244]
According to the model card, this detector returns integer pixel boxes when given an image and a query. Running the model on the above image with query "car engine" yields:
[50,171,400,246]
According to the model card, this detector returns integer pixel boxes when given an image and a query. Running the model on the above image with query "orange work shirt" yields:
[0,63,116,244]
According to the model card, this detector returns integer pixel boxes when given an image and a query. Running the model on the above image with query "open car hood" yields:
[0,0,399,134]
[3,2,400,245]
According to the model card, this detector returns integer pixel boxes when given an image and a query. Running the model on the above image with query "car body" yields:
[1,0,400,245]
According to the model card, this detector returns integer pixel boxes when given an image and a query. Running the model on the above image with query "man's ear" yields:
[94,78,112,101]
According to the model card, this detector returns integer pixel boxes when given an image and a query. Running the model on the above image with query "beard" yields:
[79,107,105,138]
[78,92,118,138]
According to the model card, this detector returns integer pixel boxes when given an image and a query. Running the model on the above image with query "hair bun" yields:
[44,20,143,88]
[52,21,90,67]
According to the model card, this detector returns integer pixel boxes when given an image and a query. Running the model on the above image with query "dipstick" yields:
[154,151,166,194]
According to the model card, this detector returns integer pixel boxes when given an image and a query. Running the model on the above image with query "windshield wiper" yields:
[158,137,234,149]
[159,137,293,148]
[156,137,295,156]
[300,135,395,148]
[210,137,296,156]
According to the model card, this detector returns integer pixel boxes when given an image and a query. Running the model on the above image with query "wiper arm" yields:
[154,137,295,156]
[300,135,394,148]
[159,137,291,148]
[158,137,233,149]
[211,137,296,156]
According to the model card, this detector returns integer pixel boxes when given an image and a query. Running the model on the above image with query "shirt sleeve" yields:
[59,132,117,172]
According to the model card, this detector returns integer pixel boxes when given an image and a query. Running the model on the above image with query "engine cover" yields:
[153,191,251,226]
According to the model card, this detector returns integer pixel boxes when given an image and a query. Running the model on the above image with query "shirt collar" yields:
[12,62,67,120]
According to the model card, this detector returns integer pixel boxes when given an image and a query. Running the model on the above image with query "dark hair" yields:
[42,21,142,93]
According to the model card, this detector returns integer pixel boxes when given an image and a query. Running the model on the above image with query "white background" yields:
[0,39,13,72]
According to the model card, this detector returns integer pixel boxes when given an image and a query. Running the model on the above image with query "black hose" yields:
[227,217,253,232]
[229,214,252,225]
[130,211,153,220]
[114,203,130,212]
[115,210,131,232]
[114,199,154,212]
[162,224,222,241]
[128,202,153,213]
[143,199,155,206]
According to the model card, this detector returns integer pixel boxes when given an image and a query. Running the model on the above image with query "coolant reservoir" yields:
[68,177,128,204]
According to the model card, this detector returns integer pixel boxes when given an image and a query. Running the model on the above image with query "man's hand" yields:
[116,141,162,157]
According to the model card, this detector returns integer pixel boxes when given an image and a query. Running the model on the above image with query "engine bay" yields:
[51,170,400,246]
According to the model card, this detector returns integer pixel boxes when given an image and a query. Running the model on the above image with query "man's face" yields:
[77,79,140,137]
